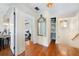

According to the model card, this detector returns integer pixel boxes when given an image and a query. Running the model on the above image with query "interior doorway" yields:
[0,16,12,56]
[25,16,32,46]
[51,17,56,42]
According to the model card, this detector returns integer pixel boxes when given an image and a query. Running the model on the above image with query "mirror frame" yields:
[37,14,46,36]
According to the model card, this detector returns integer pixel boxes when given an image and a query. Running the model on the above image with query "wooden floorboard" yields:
[25,40,79,56]
[1,40,79,56]
[18,51,25,56]
[0,46,13,56]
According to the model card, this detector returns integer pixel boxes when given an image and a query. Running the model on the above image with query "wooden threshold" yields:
[18,51,25,56]
[72,33,79,40]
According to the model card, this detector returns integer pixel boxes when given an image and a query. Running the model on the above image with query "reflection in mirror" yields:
[37,14,46,36]
[60,20,68,28]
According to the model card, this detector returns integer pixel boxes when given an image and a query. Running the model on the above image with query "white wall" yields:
[15,8,25,55]
[9,10,15,54]
[56,13,79,48]
[30,16,37,44]
[0,16,6,33]
[34,11,51,47]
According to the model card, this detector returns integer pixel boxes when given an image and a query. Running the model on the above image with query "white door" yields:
[10,11,16,55]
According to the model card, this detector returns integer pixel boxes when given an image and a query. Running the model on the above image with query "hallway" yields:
[25,40,79,56]
[0,3,79,56]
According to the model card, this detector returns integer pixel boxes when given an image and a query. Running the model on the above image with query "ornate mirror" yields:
[37,14,46,36]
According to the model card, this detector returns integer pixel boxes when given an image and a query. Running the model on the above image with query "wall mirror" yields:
[60,20,68,28]
[37,14,46,36]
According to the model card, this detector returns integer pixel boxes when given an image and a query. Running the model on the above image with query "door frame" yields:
[13,10,16,56]
[50,17,56,41]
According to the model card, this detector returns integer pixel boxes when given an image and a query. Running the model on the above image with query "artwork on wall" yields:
[37,14,46,36]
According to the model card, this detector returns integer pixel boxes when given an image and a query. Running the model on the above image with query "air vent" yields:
[34,7,39,11]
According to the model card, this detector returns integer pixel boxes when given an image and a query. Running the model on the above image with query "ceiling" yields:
[25,3,79,17]
[0,4,10,18]
[0,3,79,19]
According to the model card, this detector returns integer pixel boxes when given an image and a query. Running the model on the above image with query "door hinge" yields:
[13,46,15,49]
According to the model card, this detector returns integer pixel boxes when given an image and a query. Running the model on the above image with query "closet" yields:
[51,17,56,40]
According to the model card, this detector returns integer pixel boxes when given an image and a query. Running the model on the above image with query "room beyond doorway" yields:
[51,17,56,41]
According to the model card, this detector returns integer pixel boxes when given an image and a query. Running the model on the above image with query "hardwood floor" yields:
[0,46,12,56]
[1,40,79,56]
[25,40,79,56]
[18,51,25,56]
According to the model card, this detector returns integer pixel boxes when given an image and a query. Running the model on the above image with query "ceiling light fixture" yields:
[35,7,40,11]
[47,3,54,8]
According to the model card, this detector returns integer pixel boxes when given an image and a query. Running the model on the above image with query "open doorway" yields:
[25,16,32,46]
[0,18,12,56]
[51,17,56,42]
[0,10,16,56]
